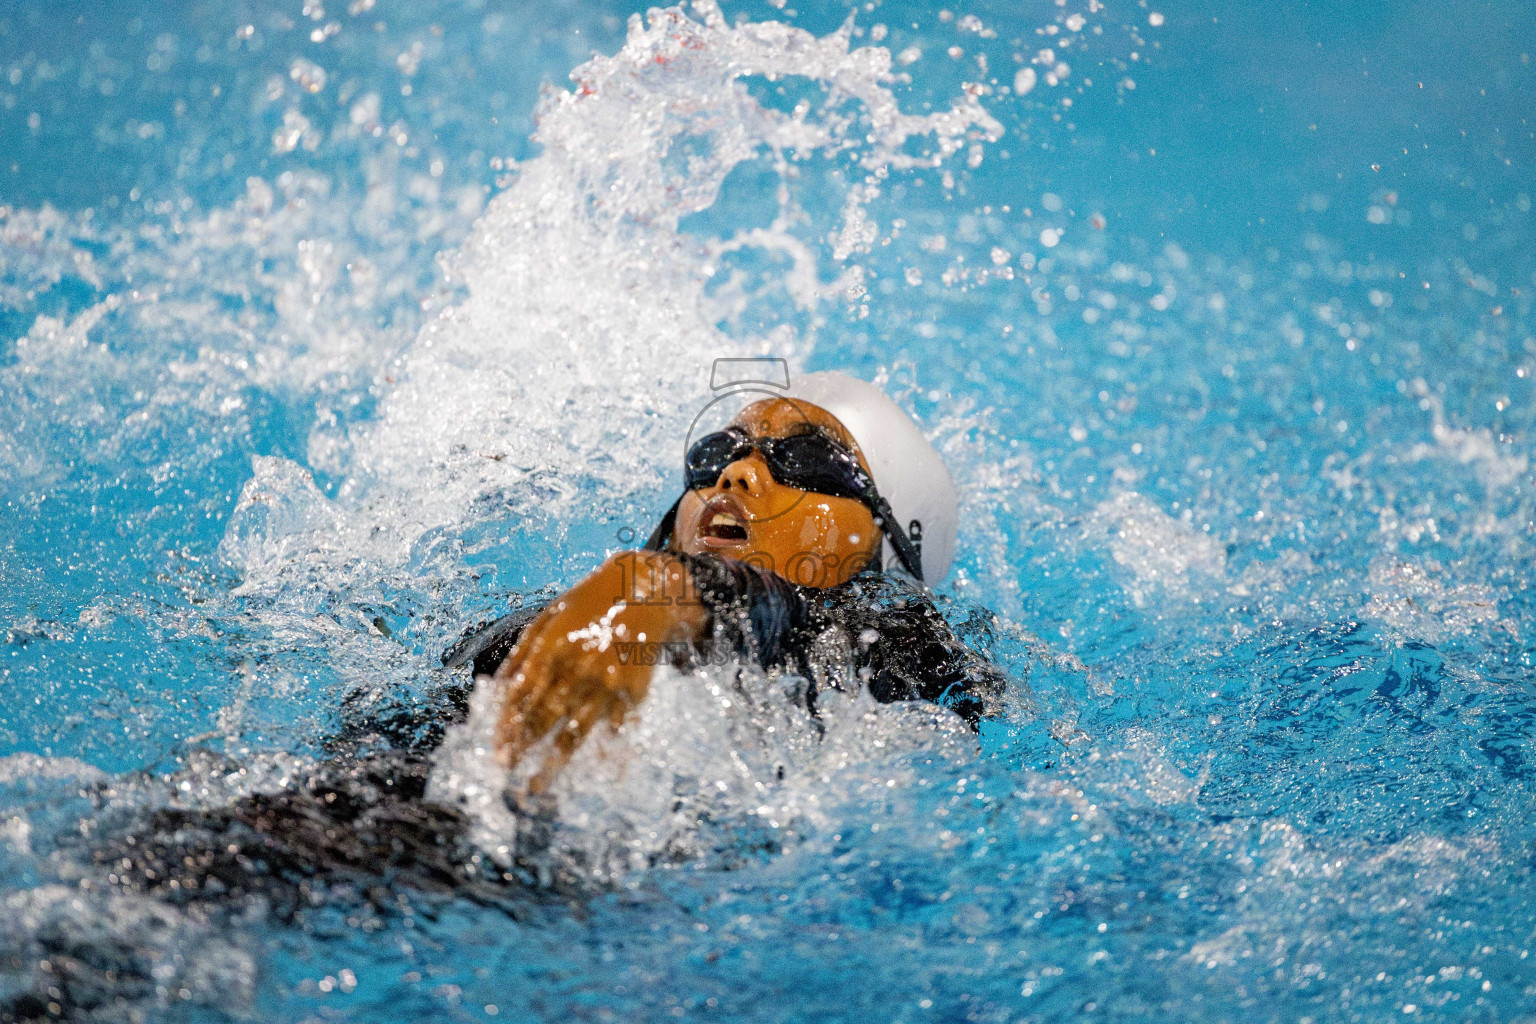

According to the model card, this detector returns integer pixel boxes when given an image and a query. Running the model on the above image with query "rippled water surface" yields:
[3,0,1535,1020]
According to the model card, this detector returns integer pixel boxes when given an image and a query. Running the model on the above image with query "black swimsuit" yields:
[32,557,1013,1017]
[21,557,1017,1019]
[443,553,1007,728]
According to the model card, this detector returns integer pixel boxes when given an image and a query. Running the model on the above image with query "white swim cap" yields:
[784,371,958,584]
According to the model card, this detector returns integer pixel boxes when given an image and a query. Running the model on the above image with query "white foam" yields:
[0,884,256,1013]
[1404,384,1529,490]
[429,658,978,875]
[333,0,1002,551]
[220,455,347,592]
[1090,490,1226,607]
[1362,557,1505,643]
[0,165,473,497]
[1415,420,1529,489]
[0,753,106,785]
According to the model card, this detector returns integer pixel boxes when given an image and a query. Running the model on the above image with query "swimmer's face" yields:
[673,398,881,588]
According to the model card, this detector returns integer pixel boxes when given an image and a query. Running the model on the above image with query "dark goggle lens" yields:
[684,429,870,500]
[685,430,751,488]
[764,433,870,500]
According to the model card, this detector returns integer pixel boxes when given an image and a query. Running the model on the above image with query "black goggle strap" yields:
[868,493,925,582]
[642,495,682,552]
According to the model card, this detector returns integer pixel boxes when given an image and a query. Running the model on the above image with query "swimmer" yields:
[446,371,1008,791]
[58,372,1015,995]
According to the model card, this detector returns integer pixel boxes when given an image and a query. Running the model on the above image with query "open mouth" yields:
[698,495,750,545]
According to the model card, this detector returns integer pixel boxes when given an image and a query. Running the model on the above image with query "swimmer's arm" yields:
[491,552,710,792]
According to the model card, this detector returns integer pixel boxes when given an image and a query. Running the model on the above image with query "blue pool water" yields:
[3,0,1535,1019]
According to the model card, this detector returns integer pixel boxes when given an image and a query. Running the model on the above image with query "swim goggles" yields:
[644,427,925,581]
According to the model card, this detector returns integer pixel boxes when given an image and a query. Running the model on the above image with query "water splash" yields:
[200,2,1010,771]
[7,1,1535,1020]
[338,0,1002,541]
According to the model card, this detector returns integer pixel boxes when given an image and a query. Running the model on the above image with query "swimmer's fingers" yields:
[496,607,654,774]
[499,640,605,766]
[527,687,622,794]
[494,634,562,765]
[517,644,601,735]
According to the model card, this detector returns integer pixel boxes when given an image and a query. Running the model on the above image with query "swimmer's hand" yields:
[491,552,707,793]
